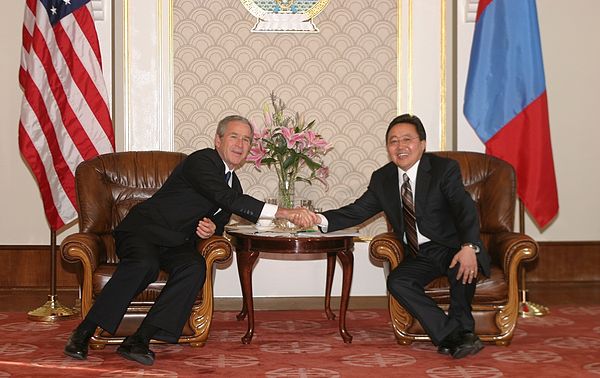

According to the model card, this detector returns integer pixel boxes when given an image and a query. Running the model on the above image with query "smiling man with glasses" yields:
[311,113,490,359]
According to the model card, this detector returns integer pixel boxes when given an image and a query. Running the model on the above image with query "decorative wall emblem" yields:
[240,0,330,32]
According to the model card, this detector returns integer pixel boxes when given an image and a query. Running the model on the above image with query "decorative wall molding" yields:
[91,0,104,21]
[113,0,174,152]
[396,0,450,151]
[465,0,478,22]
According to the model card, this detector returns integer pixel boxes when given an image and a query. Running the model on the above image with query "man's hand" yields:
[275,207,317,228]
[449,245,478,284]
[196,217,216,239]
[309,211,322,226]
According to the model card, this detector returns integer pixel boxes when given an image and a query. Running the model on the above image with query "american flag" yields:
[19,0,115,231]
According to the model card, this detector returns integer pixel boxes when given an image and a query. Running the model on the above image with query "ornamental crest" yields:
[240,0,330,32]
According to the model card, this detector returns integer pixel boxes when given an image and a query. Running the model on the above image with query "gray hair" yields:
[216,115,254,138]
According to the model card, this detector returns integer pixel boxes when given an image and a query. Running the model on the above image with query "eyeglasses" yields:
[388,136,420,146]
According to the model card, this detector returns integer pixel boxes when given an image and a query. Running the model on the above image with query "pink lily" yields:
[305,130,332,151]
[281,127,304,149]
[247,143,267,169]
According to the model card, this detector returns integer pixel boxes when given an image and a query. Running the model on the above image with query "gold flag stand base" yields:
[516,200,550,318]
[27,294,79,322]
[519,300,550,318]
[518,288,550,318]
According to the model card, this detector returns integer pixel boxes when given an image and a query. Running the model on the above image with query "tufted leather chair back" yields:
[432,151,516,248]
[75,151,186,263]
[63,150,232,346]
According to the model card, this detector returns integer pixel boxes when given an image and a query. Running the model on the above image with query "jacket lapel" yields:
[415,153,432,217]
[232,172,242,193]
[382,163,402,230]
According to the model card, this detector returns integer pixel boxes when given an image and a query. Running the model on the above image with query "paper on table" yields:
[314,228,361,237]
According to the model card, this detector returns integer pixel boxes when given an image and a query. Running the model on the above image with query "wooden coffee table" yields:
[227,228,356,344]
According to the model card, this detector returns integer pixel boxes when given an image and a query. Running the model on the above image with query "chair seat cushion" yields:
[93,263,203,304]
[424,266,507,305]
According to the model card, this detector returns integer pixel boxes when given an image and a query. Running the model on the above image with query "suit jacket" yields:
[323,153,491,276]
[116,148,264,246]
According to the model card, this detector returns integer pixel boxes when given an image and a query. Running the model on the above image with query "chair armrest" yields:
[60,232,105,273]
[196,235,233,266]
[189,235,233,341]
[369,232,405,269]
[487,231,539,277]
[60,232,106,316]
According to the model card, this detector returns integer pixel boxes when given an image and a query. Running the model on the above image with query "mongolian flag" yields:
[464,0,558,228]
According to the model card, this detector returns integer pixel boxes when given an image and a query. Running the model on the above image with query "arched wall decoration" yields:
[240,0,330,32]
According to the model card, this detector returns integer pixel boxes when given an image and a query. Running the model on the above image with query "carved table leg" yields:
[324,252,336,320]
[337,246,354,343]
[236,300,247,321]
[236,249,259,344]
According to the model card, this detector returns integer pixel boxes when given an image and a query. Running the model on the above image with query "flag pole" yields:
[518,199,549,317]
[27,230,79,322]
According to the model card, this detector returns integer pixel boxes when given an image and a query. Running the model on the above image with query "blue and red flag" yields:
[464,0,558,228]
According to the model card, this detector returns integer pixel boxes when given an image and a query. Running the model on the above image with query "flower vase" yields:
[275,176,299,231]
[277,176,295,209]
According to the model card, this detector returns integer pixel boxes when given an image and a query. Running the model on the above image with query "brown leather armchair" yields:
[369,151,538,346]
[60,151,232,349]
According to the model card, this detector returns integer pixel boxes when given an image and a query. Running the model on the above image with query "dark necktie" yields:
[214,171,232,216]
[401,173,418,256]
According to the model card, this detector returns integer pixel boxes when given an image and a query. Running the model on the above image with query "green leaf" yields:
[296,177,313,185]
[300,154,321,170]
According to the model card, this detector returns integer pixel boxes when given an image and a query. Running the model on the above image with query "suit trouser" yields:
[85,231,206,343]
[386,242,476,345]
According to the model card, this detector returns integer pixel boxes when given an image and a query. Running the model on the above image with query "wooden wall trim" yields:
[0,245,79,288]
[526,241,600,282]
[2,240,599,289]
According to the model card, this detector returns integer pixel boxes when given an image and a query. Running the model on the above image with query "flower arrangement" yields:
[247,92,333,209]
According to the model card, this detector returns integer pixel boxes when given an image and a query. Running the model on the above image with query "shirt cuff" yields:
[259,203,278,220]
[318,213,329,233]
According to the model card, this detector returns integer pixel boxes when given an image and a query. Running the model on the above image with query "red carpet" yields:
[0,307,599,377]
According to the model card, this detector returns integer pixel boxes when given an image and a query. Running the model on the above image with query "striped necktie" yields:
[401,173,418,256]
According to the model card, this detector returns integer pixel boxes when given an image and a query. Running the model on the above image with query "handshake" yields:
[274,207,323,229]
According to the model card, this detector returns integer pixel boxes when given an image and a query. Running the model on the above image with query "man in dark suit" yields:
[64,115,315,365]
[313,114,490,359]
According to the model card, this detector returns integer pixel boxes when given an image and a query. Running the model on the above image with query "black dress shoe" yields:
[117,335,155,366]
[450,331,484,359]
[460,331,484,356]
[64,328,94,360]
[437,337,452,355]
[437,329,461,356]
[437,344,451,355]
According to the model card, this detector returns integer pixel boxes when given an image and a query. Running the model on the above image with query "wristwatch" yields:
[462,243,480,253]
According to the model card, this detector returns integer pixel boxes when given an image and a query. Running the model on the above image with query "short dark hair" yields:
[216,115,254,138]
[385,114,427,142]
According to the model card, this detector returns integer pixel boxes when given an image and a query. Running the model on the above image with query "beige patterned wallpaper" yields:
[173,0,397,236]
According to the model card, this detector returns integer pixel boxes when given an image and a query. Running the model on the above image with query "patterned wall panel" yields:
[174,0,397,236]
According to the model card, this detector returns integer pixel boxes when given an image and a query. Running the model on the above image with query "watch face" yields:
[463,243,479,253]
